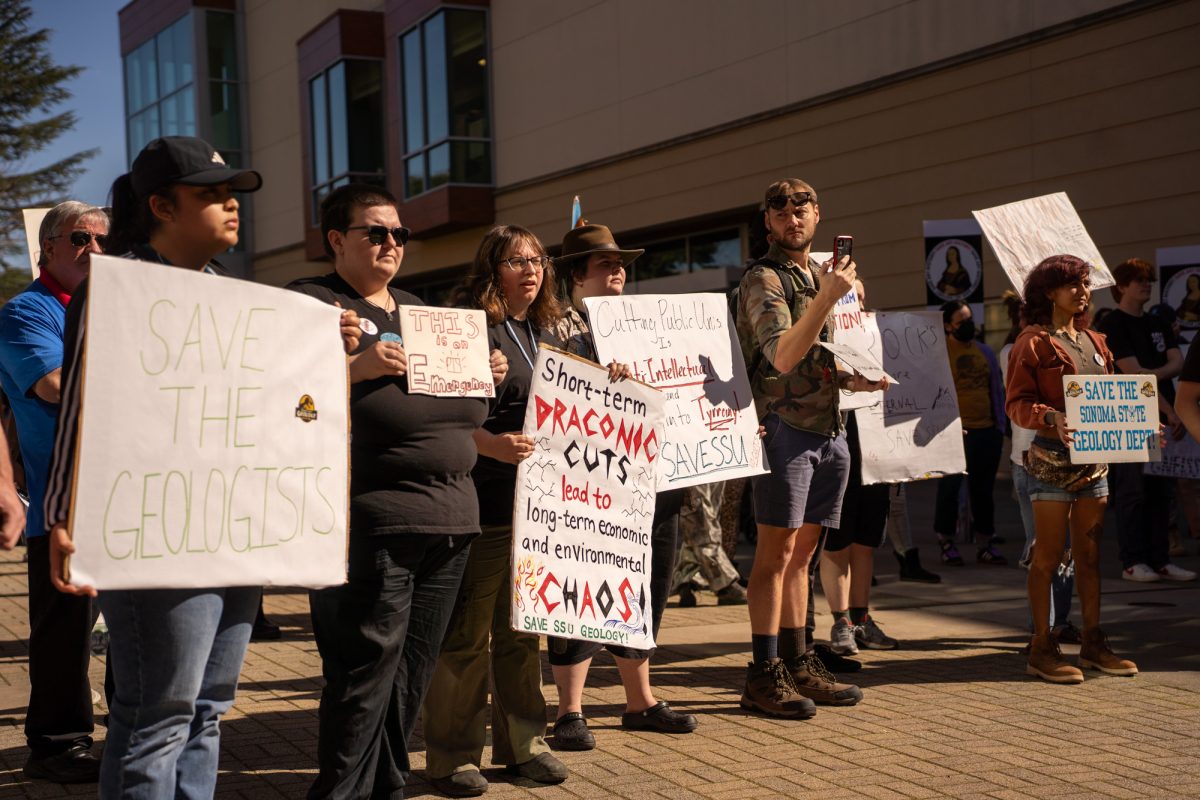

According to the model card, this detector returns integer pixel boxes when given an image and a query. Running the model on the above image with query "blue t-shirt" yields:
[0,281,66,538]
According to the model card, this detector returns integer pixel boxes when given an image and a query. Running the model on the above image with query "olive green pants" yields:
[422,525,549,776]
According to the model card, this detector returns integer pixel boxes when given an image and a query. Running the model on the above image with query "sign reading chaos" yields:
[1062,374,1161,464]
[511,347,664,649]
[398,305,494,397]
[584,293,765,489]
[68,256,350,590]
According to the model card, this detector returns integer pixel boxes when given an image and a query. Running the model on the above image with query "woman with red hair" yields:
[1006,255,1137,684]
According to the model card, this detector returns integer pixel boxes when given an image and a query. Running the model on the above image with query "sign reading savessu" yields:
[511,347,663,650]
[67,255,350,590]
[1062,374,1160,464]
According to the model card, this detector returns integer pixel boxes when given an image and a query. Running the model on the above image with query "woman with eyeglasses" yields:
[43,136,362,798]
[421,225,567,797]
[286,183,509,800]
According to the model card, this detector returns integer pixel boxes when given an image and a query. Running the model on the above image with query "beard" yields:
[774,228,813,254]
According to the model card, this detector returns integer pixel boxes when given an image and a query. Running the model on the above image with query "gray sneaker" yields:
[830,618,859,655]
[853,615,898,650]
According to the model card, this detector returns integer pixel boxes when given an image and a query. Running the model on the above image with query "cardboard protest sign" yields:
[1147,431,1200,479]
[68,255,349,590]
[831,290,883,412]
[511,346,664,649]
[973,192,1114,292]
[819,341,896,385]
[1063,374,1161,464]
[23,208,50,278]
[924,219,984,310]
[856,311,966,484]
[585,294,765,489]
[1157,245,1200,333]
[398,306,494,397]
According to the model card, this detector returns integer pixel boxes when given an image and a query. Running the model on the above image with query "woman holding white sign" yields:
[43,136,363,798]
[1006,254,1137,684]
[421,226,568,797]
[287,184,509,800]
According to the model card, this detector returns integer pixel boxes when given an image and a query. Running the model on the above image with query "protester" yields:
[1006,254,1137,684]
[1174,338,1200,447]
[421,225,566,797]
[935,300,1008,565]
[1097,259,1195,582]
[819,280,896,653]
[887,485,941,582]
[734,179,884,718]
[287,183,506,799]
[673,481,747,607]
[42,136,360,797]
[999,290,1078,645]
[0,201,107,783]
[1147,303,1198,555]
[0,427,23,549]
[543,223,698,749]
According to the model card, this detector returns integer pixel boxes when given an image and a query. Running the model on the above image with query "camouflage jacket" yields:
[541,303,598,363]
[735,243,840,437]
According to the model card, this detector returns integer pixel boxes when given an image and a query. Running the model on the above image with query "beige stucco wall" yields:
[489,0,1133,188]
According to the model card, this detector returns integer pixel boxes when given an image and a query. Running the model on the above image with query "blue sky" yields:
[27,0,127,207]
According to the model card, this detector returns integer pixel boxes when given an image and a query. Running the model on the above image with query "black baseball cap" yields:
[131,136,263,199]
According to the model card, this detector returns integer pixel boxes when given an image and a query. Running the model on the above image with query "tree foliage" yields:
[0,0,96,272]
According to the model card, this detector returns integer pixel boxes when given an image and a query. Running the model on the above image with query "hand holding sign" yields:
[1062,374,1161,464]
[351,340,409,382]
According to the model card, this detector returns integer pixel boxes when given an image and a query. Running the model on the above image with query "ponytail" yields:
[104,172,173,256]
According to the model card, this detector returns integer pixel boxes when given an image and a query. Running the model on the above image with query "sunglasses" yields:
[344,225,411,247]
[52,231,109,248]
[766,191,815,211]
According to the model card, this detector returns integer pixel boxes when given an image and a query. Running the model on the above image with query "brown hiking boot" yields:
[740,658,817,719]
[1079,627,1137,676]
[1026,633,1084,684]
[785,653,863,705]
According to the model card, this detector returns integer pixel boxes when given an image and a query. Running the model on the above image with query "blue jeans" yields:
[1013,464,1074,629]
[97,586,260,799]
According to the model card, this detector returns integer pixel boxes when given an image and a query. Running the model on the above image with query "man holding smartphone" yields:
[734,179,886,718]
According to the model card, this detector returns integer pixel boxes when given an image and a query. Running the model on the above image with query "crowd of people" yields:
[0,135,1194,798]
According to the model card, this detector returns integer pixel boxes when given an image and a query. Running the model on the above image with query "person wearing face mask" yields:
[936,300,1007,566]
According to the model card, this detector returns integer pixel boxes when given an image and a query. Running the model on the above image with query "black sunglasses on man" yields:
[344,225,411,247]
[766,191,815,212]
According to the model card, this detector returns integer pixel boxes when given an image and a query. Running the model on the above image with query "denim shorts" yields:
[751,414,851,529]
[1028,473,1109,503]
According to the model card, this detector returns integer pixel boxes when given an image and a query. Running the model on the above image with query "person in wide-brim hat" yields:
[556,223,644,267]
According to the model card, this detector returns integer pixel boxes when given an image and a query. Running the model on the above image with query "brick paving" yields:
[0,480,1197,798]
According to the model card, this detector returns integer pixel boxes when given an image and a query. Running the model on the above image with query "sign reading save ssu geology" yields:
[1062,374,1161,464]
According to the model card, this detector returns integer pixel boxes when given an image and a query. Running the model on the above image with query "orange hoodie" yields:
[1004,324,1115,436]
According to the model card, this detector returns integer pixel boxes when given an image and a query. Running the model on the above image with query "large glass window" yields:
[400,9,490,198]
[123,14,195,159]
[627,228,742,287]
[309,59,386,220]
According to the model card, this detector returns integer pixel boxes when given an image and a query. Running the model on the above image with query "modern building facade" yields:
[117,0,1200,319]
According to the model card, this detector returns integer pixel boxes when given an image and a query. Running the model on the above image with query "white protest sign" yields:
[832,291,882,411]
[1147,432,1200,479]
[585,294,766,489]
[1063,374,1161,464]
[398,306,494,397]
[69,255,349,590]
[511,346,664,649]
[857,311,966,484]
[23,208,50,278]
[818,342,896,385]
[973,192,1114,292]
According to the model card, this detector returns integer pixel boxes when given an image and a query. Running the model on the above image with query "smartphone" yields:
[831,235,853,272]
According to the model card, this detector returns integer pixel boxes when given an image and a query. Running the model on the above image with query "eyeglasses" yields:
[344,225,410,247]
[766,191,815,212]
[498,255,550,272]
[51,231,109,248]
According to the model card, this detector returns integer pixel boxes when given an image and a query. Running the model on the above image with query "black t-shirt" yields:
[473,317,539,526]
[1098,308,1178,405]
[287,273,487,535]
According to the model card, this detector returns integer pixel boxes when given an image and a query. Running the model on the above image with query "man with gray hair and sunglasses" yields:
[0,200,108,783]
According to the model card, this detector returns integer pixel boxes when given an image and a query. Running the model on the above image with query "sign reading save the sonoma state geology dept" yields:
[584,293,765,489]
[67,255,350,590]
[1062,374,1161,464]
[511,346,664,649]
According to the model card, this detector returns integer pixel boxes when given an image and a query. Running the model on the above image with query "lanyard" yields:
[504,318,538,370]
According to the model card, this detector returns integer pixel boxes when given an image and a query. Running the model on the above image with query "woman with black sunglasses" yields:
[287,183,509,800]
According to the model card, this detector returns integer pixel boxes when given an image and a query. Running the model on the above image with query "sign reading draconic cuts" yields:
[67,256,350,590]
[584,294,765,489]
[1062,374,1161,464]
[511,346,664,650]
[397,305,494,398]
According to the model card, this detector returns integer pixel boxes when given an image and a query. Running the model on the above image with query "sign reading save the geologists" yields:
[398,305,494,397]
[68,255,350,590]
[511,346,664,649]
[1062,374,1161,464]
[584,294,764,489]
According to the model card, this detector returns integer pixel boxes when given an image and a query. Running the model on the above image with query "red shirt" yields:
[36,271,72,308]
